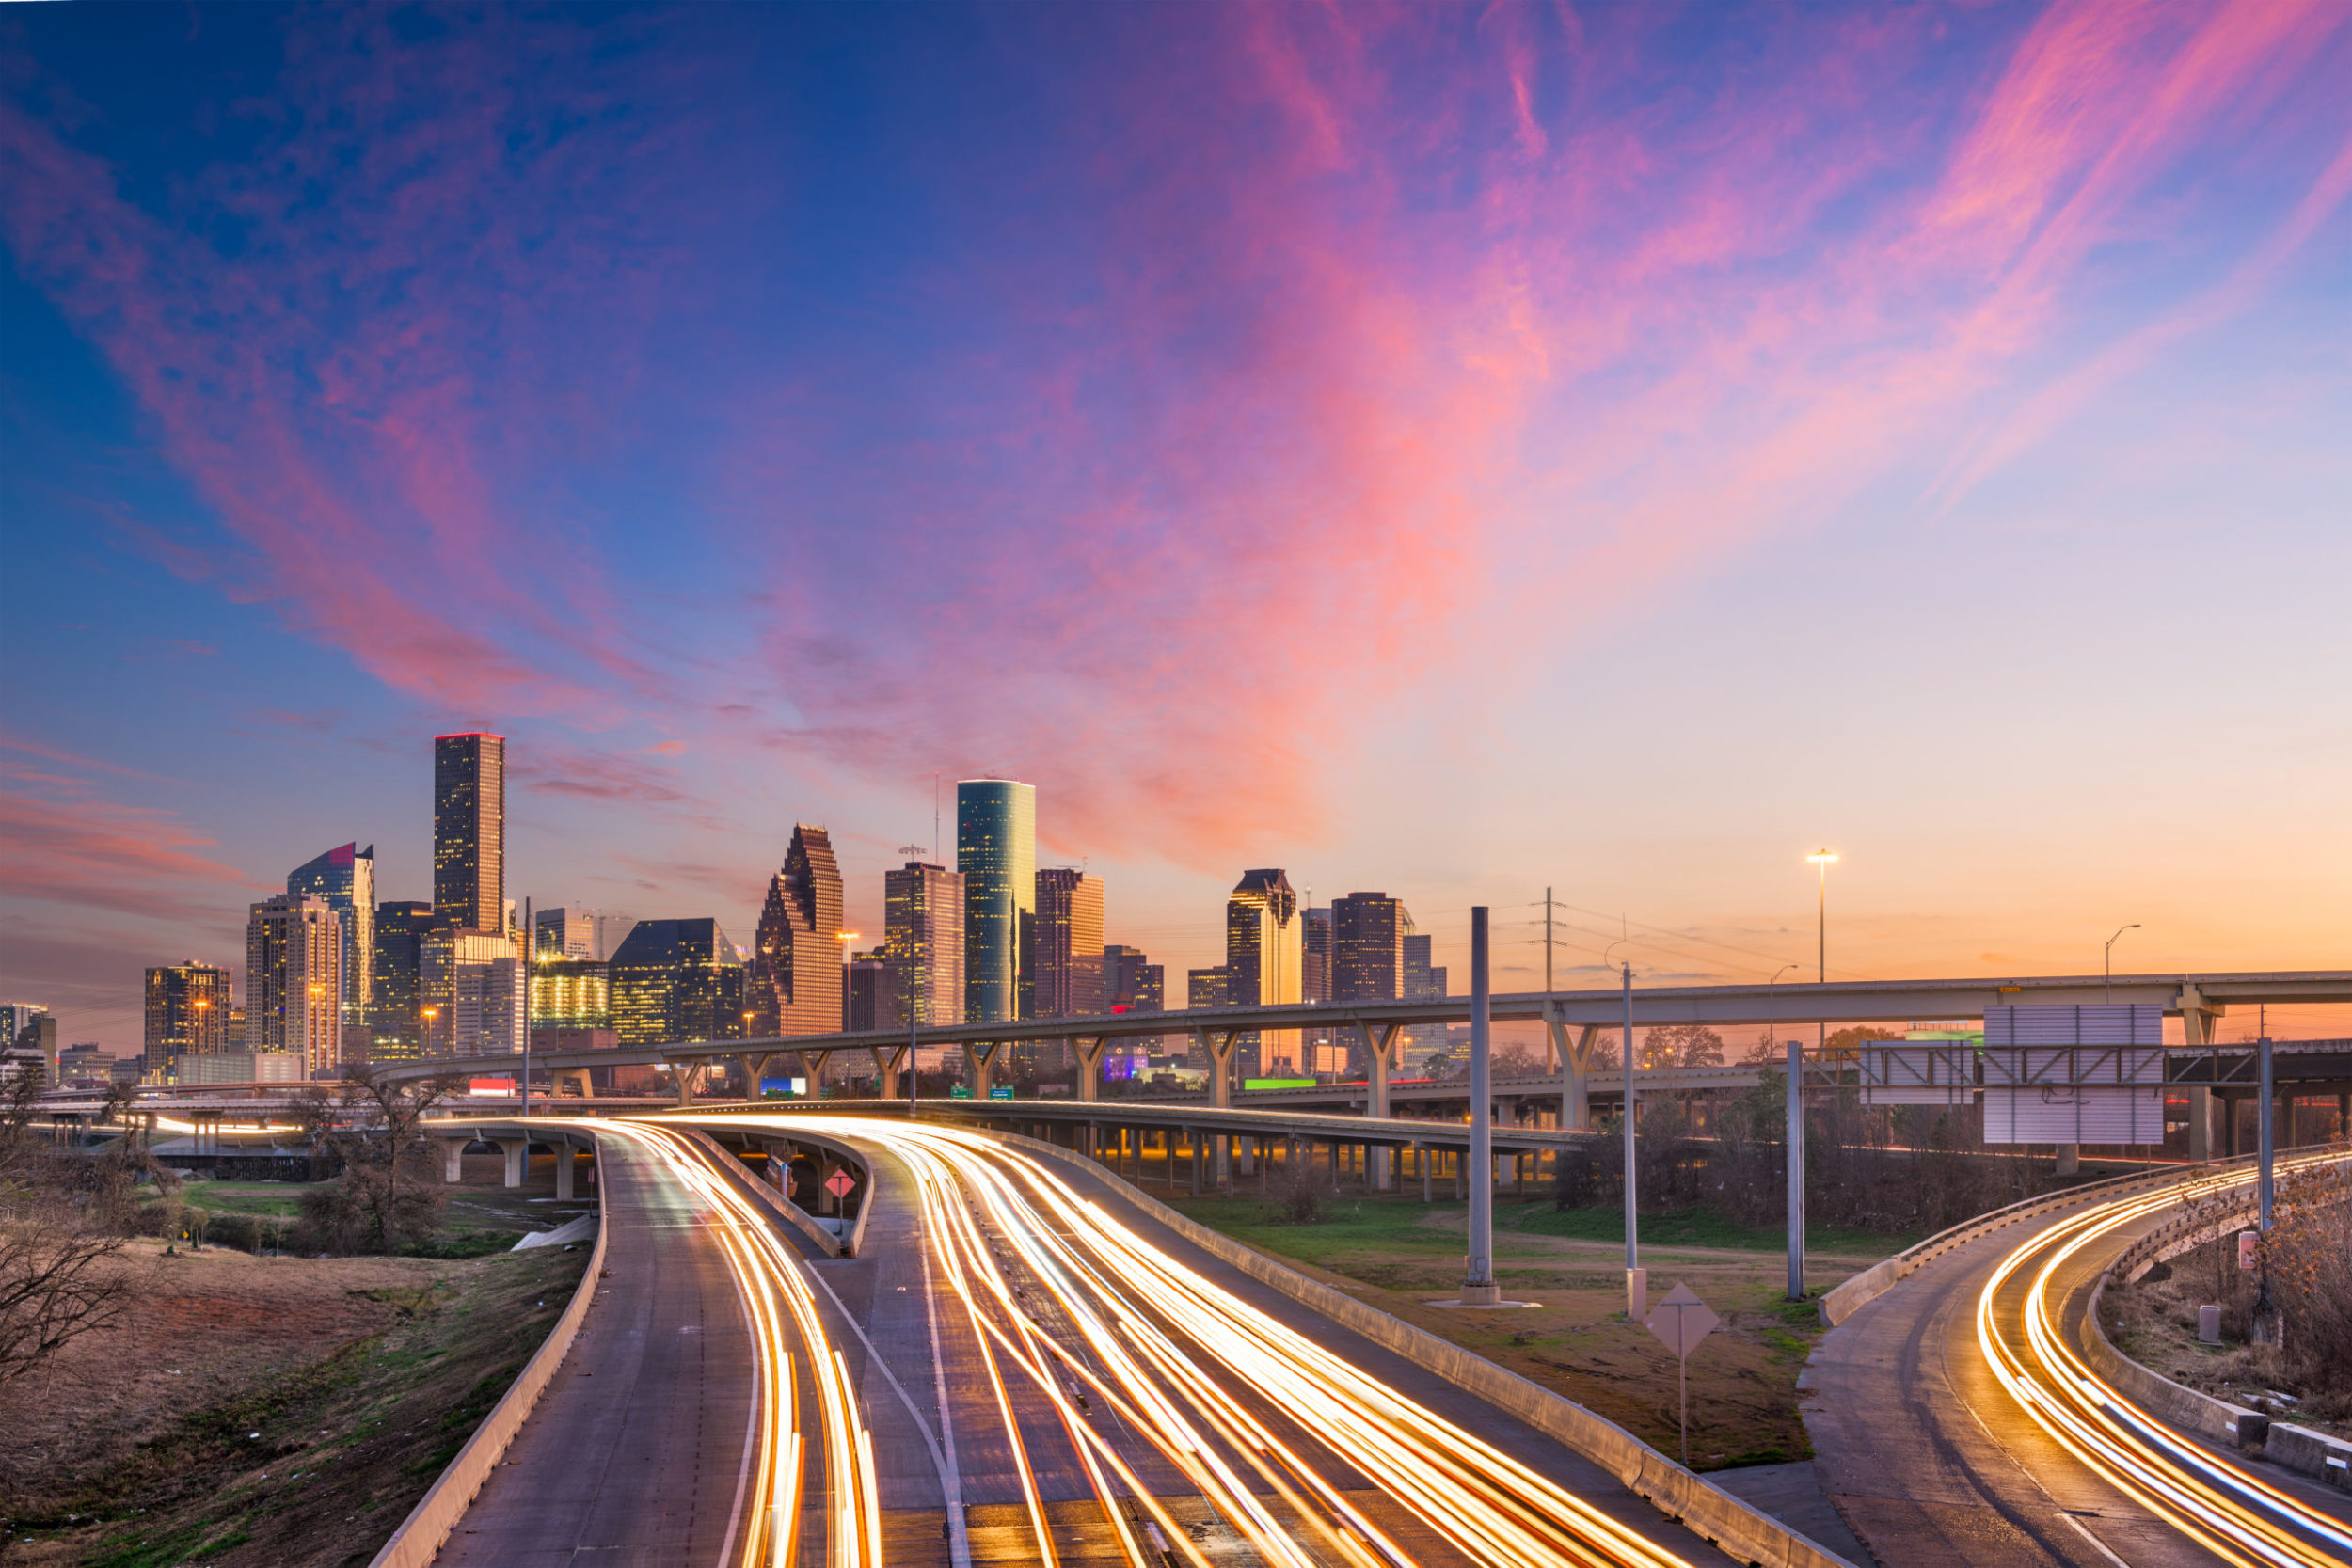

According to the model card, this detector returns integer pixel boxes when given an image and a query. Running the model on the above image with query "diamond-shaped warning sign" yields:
[824,1169,856,1198]
[1644,1283,1718,1359]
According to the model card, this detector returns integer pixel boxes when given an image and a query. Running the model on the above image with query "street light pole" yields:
[2105,923,2139,1005]
[1623,958,1643,1319]
[1462,908,1499,1306]
[1806,850,1837,1070]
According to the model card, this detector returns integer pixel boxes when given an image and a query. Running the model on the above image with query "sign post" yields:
[1645,1282,1718,1465]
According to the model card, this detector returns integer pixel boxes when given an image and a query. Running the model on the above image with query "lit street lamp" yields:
[2105,923,2139,1005]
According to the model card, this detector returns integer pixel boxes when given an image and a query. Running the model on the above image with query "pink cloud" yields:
[0,789,262,921]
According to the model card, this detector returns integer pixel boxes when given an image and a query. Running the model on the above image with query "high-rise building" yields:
[288,842,375,1062]
[844,953,889,1032]
[1028,869,1105,1018]
[420,927,525,1057]
[533,907,597,959]
[1226,869,1302,1078]
[1186,967,1228,1008]
[1333,893,1409,1001]
[1302,907,1334,1003]
[1403,931,1448,1058]
[371,901,434,1059]
[610,918,746,1048]
[748,824,844,1037]
[530,956,611,1032]
[433,733,505,932]
[1104,944,1164,1052]
[957,779,1036,1025]
[143,962,230,1074]
[246,895,344,1078]
[884,862,964,1029]
[4,1003,59,1082]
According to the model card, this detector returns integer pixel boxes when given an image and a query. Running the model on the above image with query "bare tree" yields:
[298,1069,463,1254]
[0,1065,139,1386]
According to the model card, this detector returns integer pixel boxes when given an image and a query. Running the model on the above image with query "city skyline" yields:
[5,5,2349,1053]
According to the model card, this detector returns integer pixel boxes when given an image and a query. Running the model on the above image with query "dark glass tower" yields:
[957,779,1036,1025]
[371,900,435,1059]
[288,842,375,1057]
[433,733,505,932]
[610,918,746,1047]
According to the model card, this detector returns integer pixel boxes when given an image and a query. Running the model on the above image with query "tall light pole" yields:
[1461,908,1499,1305]
[1622,957,1643,1319]
[2104,923,2139,1005]
[1805,850,1837,1070]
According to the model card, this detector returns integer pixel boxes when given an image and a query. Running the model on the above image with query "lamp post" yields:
[1805,850,1836,1069]
[2104,924,2139,1005]
[1622,958,1643,1319]
[1461,908,1499,1306]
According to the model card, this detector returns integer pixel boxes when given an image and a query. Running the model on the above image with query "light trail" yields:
[681,1114,1707,1568]
[590,1120,881,1568]
[1974,1149,2352,1568]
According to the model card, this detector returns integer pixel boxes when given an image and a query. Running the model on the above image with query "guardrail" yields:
[368,1139,612,1568]
[1816,1152,2262,1327]
[1002,1132,1857,1568]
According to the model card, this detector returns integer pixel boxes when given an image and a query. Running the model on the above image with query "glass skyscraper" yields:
[610,917,746,1048]
[749,824,844,1037]
[371,900,434,1059]
[288,842,374,1061]
[884,861,964,1029]
[1227,868,1302,1078]
[957,779,1035,1026]
[433,733,504,932]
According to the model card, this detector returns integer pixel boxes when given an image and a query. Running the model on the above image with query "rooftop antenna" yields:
[933,771,940,863]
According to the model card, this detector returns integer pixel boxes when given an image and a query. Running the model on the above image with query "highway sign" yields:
[824,1169,855,1199]
[1644,1283,1717,1465]
[1645,1283,1719,1357]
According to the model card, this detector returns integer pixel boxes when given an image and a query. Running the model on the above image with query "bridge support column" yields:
[438,1137,468,1183]
[1074,1037,1106,1104]
[1189,1129,1202,1197]
[1549,1014,1599,1133]
[966,1041,1004,1101]
[555,1141,577,1200]
[869,1045,905,1101]
[554,1066,594,1099]
[1418,1142,1431,1202]
[498,1138,531,1188]
[2180,990,2226,1161]
[2055,1143,2079,1177]
[1357,1021,1404,1192]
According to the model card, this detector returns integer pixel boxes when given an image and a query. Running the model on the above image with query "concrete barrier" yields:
[672,1125,845,1257]
[1817,1153,2264,1327]
[1002,1132,1858,1568]
[369,1139,611,1568]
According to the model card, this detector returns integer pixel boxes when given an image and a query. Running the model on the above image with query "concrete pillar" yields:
[1189,1129,1202,1197]
[439,1138,468,1183]
[499,1138,531,1188]
[554,1067,594,1099]
[554,1142,577,1200]
[1359,1021,1403,1191]
[1074,1037,1106,1103]
[868,1045,903,1101]
[668,1062,693,1107]
[1419,1142,1432,1202]
[2056,1143,2079,1177]
[966,1041,995,1101]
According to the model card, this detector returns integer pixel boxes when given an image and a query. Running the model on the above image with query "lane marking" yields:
[917,1174,974,1568]
[2059,1511,2132,1568]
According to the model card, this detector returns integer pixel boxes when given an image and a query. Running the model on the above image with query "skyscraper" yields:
[1028,869,1105,1018]
[288,842,374,1062]
[748,824,844,1037]
[144,962,230,1074]
[246,894,343,1077]
[1227,868,1303,1078]
[433,733,505,932]
[533,906,597,958]
[844,953,889,1032]
[4,1002,58,1082]
[419,927,524,1057]
[1333,893,1409,1001]
[1104,943,1165,1053]
[610,918,746,1048]
[1301,905,1336,1074]
[884,862,965,1028]
[372,900,433,1059]
[957,779,1035,1025]
[1403,930,1448,1059]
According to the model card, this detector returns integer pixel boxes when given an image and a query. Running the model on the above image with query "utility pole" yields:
[1787,1038,1805,1301]
[1623,959,1643,1319]
[1544,887,1554,994]
[521,895,532,1118]
[1462,909,1499,1305]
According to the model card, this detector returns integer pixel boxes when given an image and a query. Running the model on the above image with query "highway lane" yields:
[1807,1156,2352,1568]
[683,1113,1759,1568]
[443,1130,763,1568]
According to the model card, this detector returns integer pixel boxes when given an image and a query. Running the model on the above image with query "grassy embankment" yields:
[1165,1193,1918,1470]
[3,1156,594,1568]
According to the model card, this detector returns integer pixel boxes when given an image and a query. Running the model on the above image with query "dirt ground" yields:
[2,1153,593,1567]
[1167,1193,1887,1470]
[2104,1235,2351,1437]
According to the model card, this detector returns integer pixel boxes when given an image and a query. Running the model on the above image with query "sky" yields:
[3,1,2348,1055]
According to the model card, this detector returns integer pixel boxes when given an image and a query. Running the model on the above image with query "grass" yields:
[163,1180,312,1219]
[2,1245,589,1567]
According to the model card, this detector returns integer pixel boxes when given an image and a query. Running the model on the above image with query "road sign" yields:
[823,1169,855,1199]
[1645,1282,1719,1357]
[1644,1283,1717,1465]
[989,1085,1015,1100]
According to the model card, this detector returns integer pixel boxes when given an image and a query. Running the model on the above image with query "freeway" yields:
[442,1110,1789,1566]
[1806,1153,2352,1567]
